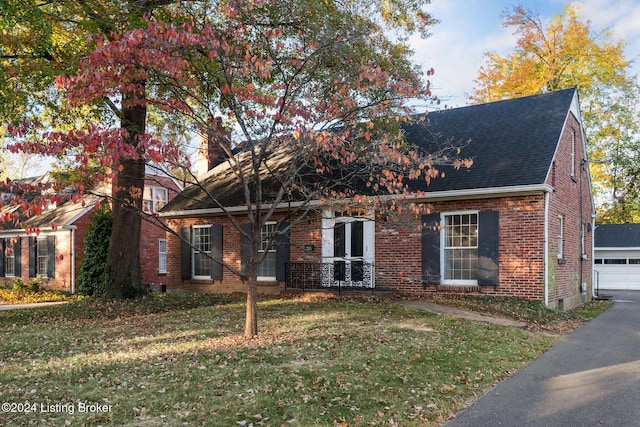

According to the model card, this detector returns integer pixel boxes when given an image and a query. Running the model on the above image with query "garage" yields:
[594,224,640,291]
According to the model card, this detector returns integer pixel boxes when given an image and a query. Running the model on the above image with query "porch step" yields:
[280,288,395,299]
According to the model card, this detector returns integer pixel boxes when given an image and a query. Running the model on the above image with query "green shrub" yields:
[77,204,112,297]
[12,278,26,292]
[27,279,41,293]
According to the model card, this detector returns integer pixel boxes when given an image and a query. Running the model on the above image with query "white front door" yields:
[322,209,374,288]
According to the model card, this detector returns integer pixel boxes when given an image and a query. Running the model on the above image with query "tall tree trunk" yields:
[103,0,157,298]
[104,96,146,299]
[245,277,259,339]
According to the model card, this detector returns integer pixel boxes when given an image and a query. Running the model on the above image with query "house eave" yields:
[594,247,640,251]
[159,199,323,219]
[160,184,553,218]
[406,183,553,203]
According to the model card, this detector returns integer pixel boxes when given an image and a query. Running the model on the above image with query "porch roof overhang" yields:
[159,183,553,219]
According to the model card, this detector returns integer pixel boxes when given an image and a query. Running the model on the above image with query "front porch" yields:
[284,262,376,294]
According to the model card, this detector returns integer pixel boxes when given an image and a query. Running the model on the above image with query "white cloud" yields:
[573,0,640,68]
[409,0,640,108]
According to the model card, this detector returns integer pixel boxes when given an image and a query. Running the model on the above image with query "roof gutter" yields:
[160,184,553,218]
[403,183,553,203]
[159,199,323,219]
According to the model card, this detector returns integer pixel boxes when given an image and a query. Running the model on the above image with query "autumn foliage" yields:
[2,0,450,337]
[472,5,640,222]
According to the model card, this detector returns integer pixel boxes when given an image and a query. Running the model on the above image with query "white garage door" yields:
[594,249,640,291]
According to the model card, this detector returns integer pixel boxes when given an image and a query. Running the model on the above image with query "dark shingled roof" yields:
[595,224,640,248]
[164,145,299,212]
[163,88,576,213]
[402,88,576,192]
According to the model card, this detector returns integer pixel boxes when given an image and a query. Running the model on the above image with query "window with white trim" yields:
[143,186,168,213]
[192,226,212,278]
[5,245,15,277]
[581,223,586,258]
[36,236,49,278]
[257,222,277,280]
[158,239,167,273]
[557,215,564,259]
[570,129,576,178]
[443,212,478,282]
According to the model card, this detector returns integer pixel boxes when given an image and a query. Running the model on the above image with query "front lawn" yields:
[0,294,607,426]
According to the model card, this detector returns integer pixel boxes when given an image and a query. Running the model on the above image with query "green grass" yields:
[0,294,608,426]
[413,293,612,327]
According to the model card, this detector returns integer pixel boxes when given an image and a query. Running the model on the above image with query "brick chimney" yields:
[195,117,230,179]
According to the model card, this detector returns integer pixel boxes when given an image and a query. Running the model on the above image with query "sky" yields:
[409,0,640,108]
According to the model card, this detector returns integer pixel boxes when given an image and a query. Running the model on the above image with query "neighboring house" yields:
[0,164,182,293]
[161,88,595,310]
[594,223,640,291]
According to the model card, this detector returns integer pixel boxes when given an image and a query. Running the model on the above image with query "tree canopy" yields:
[471,5,640,223]
[2,0,447,338]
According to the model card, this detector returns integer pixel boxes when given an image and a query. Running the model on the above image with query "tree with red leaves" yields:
[3,0,460,338]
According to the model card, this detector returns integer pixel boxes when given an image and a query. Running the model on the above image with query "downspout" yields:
[544,190,550,307]
[579,160,584,297]
[592,220,598,299]
[68,226,77,294]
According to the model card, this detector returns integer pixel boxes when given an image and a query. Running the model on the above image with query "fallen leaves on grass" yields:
[0,295,561,426]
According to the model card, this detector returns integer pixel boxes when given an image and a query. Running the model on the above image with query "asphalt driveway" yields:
[444,291,640,426]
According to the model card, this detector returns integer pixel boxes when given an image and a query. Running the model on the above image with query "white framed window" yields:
[158,239,167,274]
[442,212,478,284]
[570,129,576,178]
[5,247,15,277]
[192,226,212,279]
[257,222,277,280]
[36,237,49,278]
[143,186,168,213]
[558,215,564,259]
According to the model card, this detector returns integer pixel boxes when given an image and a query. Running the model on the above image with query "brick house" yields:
[0,164,182,293]
[161,88,595,310]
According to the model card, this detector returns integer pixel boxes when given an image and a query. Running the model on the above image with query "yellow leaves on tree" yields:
[471,5,640,223]
[471,5,630,103]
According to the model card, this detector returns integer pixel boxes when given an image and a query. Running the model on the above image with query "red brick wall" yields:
[140,175,182,287]
[165,212,322,294]
[162,113,594,309]
[546,112,594,309]
[0,230,76,293]
[374,196,547,300]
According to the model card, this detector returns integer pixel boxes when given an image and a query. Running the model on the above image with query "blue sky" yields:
[409,0,640,107]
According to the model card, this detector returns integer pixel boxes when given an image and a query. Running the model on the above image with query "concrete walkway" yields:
[443,291,640,427]
[397,300,527,327]
[0,301,69,311]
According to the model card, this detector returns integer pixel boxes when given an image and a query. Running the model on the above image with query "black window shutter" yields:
[240,224,252,275]
[47,236,55,279]
[210,225,223,280]
[0,239,5,277]
[28,237,36,277]
[275,222,290,281]
[14,238,21,277]
[421,213,441,284]
[180,226,192,280]
[334,222,345,257]
[478,211,499,286]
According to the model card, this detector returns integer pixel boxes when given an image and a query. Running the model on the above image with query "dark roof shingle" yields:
[403,88,576,192]
[163,88,577,213]
[595,224,640,248]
